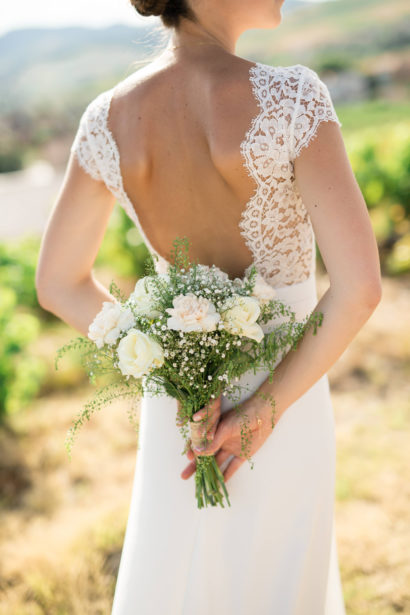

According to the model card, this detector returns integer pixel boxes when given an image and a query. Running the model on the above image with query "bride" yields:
[35,0,381,613]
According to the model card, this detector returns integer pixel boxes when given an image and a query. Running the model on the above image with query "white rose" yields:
[88,301,135,349]
[116,329,164,378]
[165,293,220,333]
[250,273,276,305]
[129,277,161,319]
[220,295,264,343]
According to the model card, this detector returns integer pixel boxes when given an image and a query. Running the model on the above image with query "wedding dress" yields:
[70,61,346,614]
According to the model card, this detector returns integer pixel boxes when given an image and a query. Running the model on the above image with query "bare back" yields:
[108,54,260,279]
[70,56,343,287]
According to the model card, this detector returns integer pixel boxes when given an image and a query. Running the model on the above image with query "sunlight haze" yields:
[0,0,331,37]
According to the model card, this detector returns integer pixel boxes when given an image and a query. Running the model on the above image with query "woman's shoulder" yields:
[227,60,329,108]
[248,61,324,86]
[84,59,321,113]
[85,59,320,103]
[79,64,151,119]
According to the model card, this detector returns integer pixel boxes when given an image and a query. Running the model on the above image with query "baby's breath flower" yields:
[59,239,321,508]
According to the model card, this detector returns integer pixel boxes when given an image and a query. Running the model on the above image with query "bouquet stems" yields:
[179,396,231,509]
[194,452,231,509]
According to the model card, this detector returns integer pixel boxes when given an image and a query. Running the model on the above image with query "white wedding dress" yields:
[70,61,346,614]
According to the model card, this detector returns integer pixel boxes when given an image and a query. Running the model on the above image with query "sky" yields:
[0,0,330,38]
[0,0,146,37]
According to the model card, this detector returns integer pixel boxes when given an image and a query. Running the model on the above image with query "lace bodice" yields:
[70,62,342,287]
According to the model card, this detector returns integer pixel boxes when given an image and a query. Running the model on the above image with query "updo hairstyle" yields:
[130,0,197,28]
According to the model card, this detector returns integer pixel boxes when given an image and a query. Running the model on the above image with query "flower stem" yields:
[195,455,231,509]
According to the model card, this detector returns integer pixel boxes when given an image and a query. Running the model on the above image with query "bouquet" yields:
[55,237,322,509]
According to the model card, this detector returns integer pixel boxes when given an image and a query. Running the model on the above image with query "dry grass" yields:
[0,274,409,614]
[324,274,410,615]
[0,388,138,614]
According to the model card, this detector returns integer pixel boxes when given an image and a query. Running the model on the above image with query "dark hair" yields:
[130,0,197,29]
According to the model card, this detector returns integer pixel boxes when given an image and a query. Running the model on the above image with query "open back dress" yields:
[70,60,346,615]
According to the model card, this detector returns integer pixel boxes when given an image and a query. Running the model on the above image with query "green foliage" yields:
[0,286,47,418]
[96,205,150,278]
[386,234,410,275]
[0,236,54,419]
[1,107,409,424]
[339,100,410,132]
[347,122,410,273]
[57,237,323,508]
[64,380,142,461]
[0,146,24,173]
[55,334,143,459]
[0,236,42,312]
[315,55,353,73]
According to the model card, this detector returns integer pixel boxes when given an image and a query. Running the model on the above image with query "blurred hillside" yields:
[0,0,308,116]
[0,24,161,115]
[1,0,409,173]
[242,0,410,72]
[0,4,409,611]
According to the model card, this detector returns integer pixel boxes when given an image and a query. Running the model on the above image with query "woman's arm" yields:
[182,120,382,480]
[35,153,117,336]
[254,119,382,422]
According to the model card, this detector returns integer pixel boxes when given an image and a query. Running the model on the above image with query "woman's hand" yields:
[180,394,277,482]
[177,395,222,452]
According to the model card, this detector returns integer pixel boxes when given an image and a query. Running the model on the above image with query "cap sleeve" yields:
[289,65,342,161]
[70,99,103,182]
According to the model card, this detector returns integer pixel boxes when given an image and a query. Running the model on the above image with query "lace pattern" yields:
[239,62,342,287]
[70,63,342,286]
[70,90,170,274]
[290,65,342,159]
[70,107,103,182]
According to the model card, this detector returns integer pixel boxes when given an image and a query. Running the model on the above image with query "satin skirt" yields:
[111,274,346,615]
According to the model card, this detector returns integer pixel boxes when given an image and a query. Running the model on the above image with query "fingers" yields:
[178,398,217,427]
[181,440,202,479]
[180,458,196,480]
[192,420,227,456]
[192,394,221,423]
[182,445,229,481]
[214,448,231,469]
[181,451,244,483]
[190,421,212,450]
[190,397,222,449]
[176,415,185,428]
[186,446,195,461]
